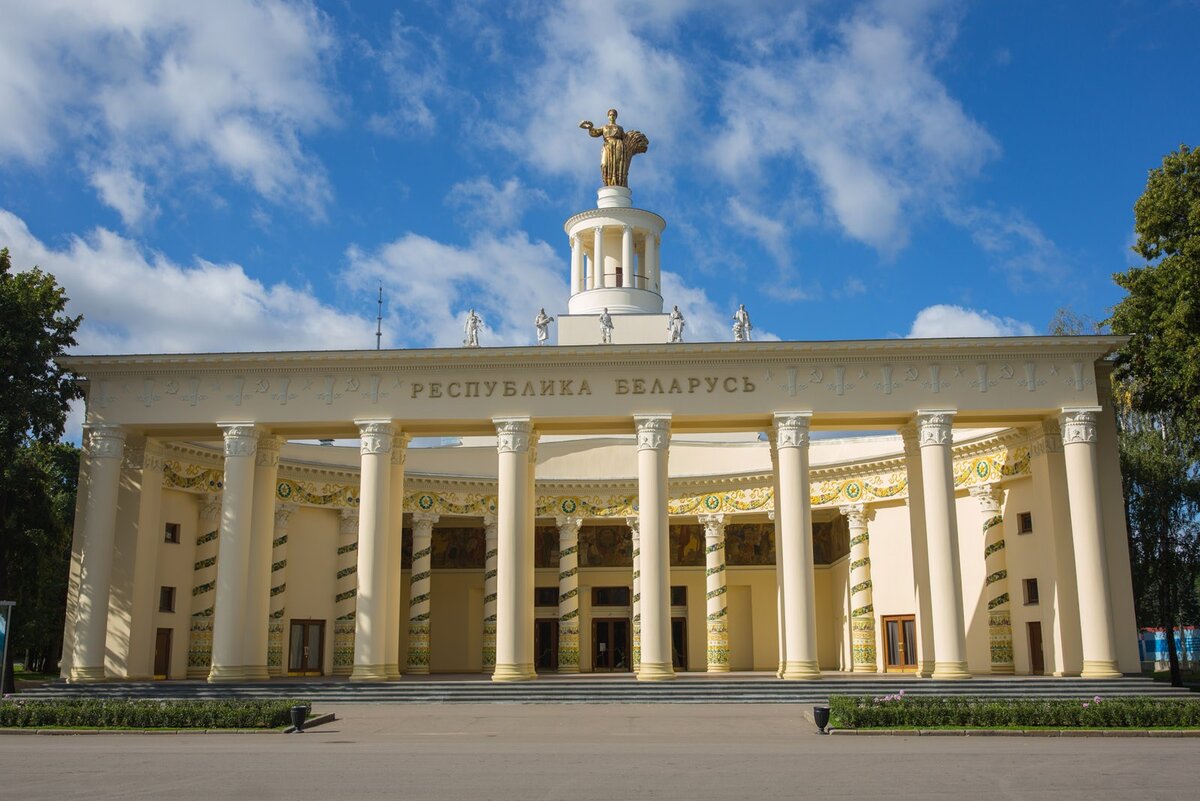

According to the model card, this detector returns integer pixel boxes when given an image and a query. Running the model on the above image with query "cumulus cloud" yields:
[907,304,1035,339]
[445,177,547,230]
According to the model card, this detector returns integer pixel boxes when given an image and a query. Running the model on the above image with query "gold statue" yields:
[579,108,649,188]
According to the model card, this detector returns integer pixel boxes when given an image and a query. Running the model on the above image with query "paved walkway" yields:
[3,703,1194,800]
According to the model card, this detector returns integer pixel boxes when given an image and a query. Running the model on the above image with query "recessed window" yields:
[592,586,631,606]
[1023,578,1040,606]
[670,586,687,607]
[164,522,181,544]
[534,587,558,607]
[159,586,176,613]
[1017,512,1034,535]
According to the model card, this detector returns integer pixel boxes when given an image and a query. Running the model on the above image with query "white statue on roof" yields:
[667,305,685,343]
[463,309,484,347]
[599,308,614,345]
[732,304,752,342]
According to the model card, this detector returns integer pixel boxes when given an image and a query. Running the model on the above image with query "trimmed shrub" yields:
[828,694,1200,729]
[0,699,309,729]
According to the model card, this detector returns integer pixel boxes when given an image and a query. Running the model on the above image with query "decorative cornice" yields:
[915,410,954,447]
[218,423,259,458]
[1060,407,1101,445]
[494,417,532,454]
[634,415,670,451]
[773,412,811,449]
[356,419,394,455]
[85,426,126,459]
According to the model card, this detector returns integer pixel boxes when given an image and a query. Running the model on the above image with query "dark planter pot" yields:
[812,705,830,734]
[290,705,308,732]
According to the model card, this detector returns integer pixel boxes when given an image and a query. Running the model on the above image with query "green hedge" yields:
[0,699,309,729]
[828,694,1200,729]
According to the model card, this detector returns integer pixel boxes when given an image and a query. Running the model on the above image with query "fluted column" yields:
[774,413,820,680]
[406,510,438,674]
[493,417,535,682]
[621,225,634,287]
[635,414,674,681]
[970,484,1014,674]
[386,435,409,680]
[208,423,260,683]
[915,410,970,679]
[592,226,605,289]
[267,504,294,676]
[769,436,786,677]
[333,508,359,675]
[118,438,165,679]
[700,513,730,672]
[482,513,498,672]
[900,424,936,677]
[841,503,877,672]
[351,420,394,682]
[556,516,582,673]
[243,434,281,681]
[1061,407,1122,678]
[187,493,222,678]
[570,235,583,293]
[68,425,126,682]
[627,516,641,671]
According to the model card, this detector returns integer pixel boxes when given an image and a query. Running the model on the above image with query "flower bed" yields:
[0,699,308,729]
[828,693,1200,729]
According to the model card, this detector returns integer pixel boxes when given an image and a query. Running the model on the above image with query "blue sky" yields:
[1,0,1197,365]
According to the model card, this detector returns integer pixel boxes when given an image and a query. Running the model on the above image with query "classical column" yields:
[592,226,605,289]
[842,503,877,673]
[482,513,498,672]
[386,435,410,680]
[915,410,970,679]
[187,493,222,678]
[556,516,582,673]
[1061,407,1122,678]
[570,235,583,293]
[493,417,535,682]
[208,423,260,682]
[68,425,126,682]
[115,437,165,680]
[243,434,281,681]
[773,413,820,680]
[646,234,660,292]
[351,420,394,682]
[634,414,674,681]
[970,484,1015,674]
[267,504,294,677]
[769,436,786,678]
[700,513,730,672]
[406,510,438,674]
[332,508,359,675]
[621,225,634,287]
[900,424,936,677]
[627,515,641,672]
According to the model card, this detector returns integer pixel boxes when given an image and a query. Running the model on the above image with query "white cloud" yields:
[88,165,155,227]
[445,177,547,230]
[944,204,1067,289]
[660,271,779,343]
[365,13,453,136]
[727,198,790,266]
[0,0,337,219]
[907,304,1034,338]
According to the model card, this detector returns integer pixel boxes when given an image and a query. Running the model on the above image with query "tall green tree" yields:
[0,247,83,692]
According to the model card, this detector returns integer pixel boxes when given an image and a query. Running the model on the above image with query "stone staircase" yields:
[14,675,1194,704]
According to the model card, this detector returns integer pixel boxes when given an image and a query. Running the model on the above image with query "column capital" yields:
[217,422,260,457]
[634,415,671,451]
[255,435,282,467]
[773,412,812,448]
[1060,407,1102,445]
[898,423,919,456]
[412,510,440,531]
[390,432,412,465]
[914,410,956,447]
[199,492,222,522]
[123,438,165,473]
[969,483,1004,514]
[482,512,498,541]
[339,507,359,536]
[839,502,868,528]
[555,515,583,537]
[698,513,726,539]
[494,417,533,453]
[625,515,640,539]
[84,425,127,460]
[356,419,394,454]
[274,503,296,529]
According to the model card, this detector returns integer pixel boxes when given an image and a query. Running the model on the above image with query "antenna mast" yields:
[375,284,383,350]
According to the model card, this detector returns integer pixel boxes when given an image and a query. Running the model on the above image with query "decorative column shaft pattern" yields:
[243,434,281,681]
[700,513,729,672]
[68,426,126,682]
[841,503,876,672]
[971,484,1014,673]
[187,493,222,678]
[352,420,394,682]
[774,412,820,680]
[493,417,535,682]
[634,414,675,681]
[407,511,439,673]
[1061,407,1121,678]
[208,423,259,682]
[482,513,498,672]
[267,504,294,675]
[627,516,641,671]
[333,508,359,675]
[556,516,582,672]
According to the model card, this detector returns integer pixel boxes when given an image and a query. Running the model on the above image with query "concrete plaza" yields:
[3,703,1194,800]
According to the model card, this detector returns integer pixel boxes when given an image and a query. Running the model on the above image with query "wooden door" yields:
[153,628,172,679]
[288,619,325,676]
[882,615,917,672]
[592,618,631,672]
[535,619,559,672]
[1028,622,1045,675]
[671,617,688,671]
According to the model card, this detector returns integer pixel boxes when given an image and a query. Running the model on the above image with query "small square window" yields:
[164,522,181,543]
[670,586,687,607]
[534,587,558,607]
[592,586,631,606]
[159,586,176,613]
[1017,512,1034,535]
[1023,578,1040,606]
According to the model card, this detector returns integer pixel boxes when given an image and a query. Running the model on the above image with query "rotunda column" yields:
[556,515,583,673]
[621,225,634,287]
[352,420,394,682]
[209,423,260,683]
[592,226,606,289]
[482,513,498,672]
[243,434,281,681]
[1061,407,1121,678]
[970,483,1014,674]
[627,515,641,672]
[841,503,878,673]
[267,504,294,676]
[406,510,438,674]
[570,235,583,293]
[68,425,126,683]
[699,513,730,672]
[773,413,820,680]
[493,417,535,682]
[386,434,410,680]
[634,414,675,681]
[187,493,222,678]
[646,234,660,293]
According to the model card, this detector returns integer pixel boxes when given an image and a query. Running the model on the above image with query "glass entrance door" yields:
[288,619,325,676]
[882,615,917,672]
[592,618,631,672]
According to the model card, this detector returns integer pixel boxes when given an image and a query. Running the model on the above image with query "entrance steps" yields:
[17,674,1194,704]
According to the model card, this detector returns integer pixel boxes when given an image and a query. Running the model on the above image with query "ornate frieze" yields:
[634,415,671,451]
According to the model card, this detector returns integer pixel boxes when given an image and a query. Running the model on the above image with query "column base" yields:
[636,661,677,681]
[1080,659,1122,679]
[852,663,879,674]
[707,663,731,673]
[67,665,107,683]
[990,664,1016,675]
[557,665,581,674]
[915,660,934,678]
[242,665,269,681]
[492,663,536,682]
[207,664,247,683]
[776,662,784,679]
[931,661,971,679]
[406,665,430,675]
[781,660,821,680]
[385,663,402,680]
[186,667,209,680]
[350,664,390,682]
